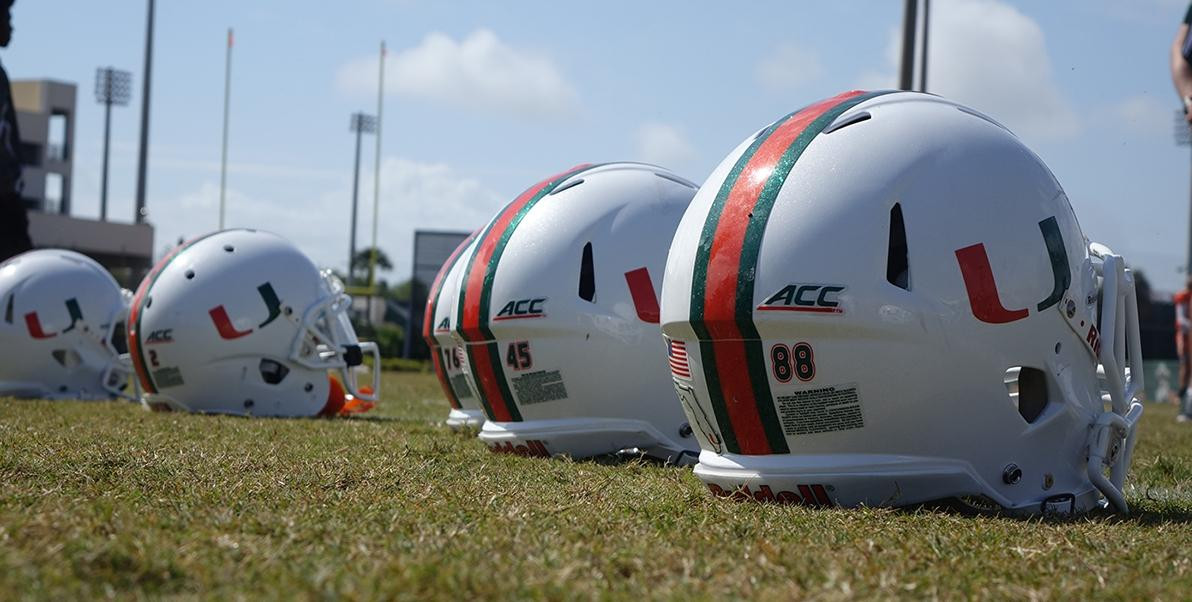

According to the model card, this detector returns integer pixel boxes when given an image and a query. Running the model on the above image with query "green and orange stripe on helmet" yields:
[127,231,224,394]
[422,231,477,410]
[690,90,895,456]
[455,163,599,422]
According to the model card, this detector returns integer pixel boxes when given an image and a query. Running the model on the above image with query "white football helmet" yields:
[423,232,485,429]
[128,229,380,417]
[661,91,1143,515]
[454,162,700,462]
[0,249,133,400]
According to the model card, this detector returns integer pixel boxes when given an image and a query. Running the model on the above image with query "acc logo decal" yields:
[707,483,834,506]
[145,329,174,344]
[493,298,546,321]
[488,439,550,457]
[209,282,283,340]
[757,284,845,314]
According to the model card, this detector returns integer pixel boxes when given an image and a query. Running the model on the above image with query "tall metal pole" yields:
[367,41,385,320]
[219,28,233,229]
[899,0,918,91]
[1175,110,1192,274]
[134,0,155,224]
[99,72,112,221]
[919,0,930,92]
[349,119,364,286]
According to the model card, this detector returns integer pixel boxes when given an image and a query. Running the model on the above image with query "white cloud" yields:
[754,42,823,90]
[859,0,1079,141]
[150,157,506,280]
[635,123,696,169]
[336,30,579,120]
[1108,94,1173,136]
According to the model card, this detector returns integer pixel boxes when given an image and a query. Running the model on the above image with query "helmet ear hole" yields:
[258,358,290,385]
[51,349,82,369]
[1004,366,1049,423]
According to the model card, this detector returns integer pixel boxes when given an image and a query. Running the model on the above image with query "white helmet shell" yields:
[128,229,380,417]
[0,249,132,399]
[455,162,700,462]
[660,91,1143,514]
[423,232,485,429]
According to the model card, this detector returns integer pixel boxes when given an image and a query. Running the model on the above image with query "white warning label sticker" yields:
[776,383,864,436]
[512,369,568,405]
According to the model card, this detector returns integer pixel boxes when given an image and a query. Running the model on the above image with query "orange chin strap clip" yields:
[318,374,375,417]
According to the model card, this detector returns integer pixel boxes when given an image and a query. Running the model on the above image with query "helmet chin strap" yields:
[318,374,375,417]
[1085,249,1144,513]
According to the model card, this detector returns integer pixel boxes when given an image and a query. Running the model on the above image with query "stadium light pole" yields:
[918,0,930,92]
[1176,110,1192,273]
[94,67,131,222]
[899,0,918,91]
[219,28,233,229]
[348,112,376,287]
[365,41,386,321]
[134,0,155,224]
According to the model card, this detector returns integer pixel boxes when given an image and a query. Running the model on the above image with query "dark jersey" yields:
[1183,5,1192,64]
[0,59,22,198]
[0,57,30,261]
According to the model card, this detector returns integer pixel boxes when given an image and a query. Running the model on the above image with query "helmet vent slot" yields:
[823,111,871,135]
[3,293,12,323]
[578,242,596,302]
[886,203,910,290]
[550,178,585,195]
[1004,366,1049,424]
[259,359,290,385]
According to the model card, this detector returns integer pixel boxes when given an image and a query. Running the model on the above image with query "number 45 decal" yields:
[505,341,532,371]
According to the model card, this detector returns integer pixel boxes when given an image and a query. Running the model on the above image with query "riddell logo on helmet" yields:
[707,483,834,506]
[757,284,845,314]
[435,317,450,332]
[487,439,550,458]
[493,298,546,321]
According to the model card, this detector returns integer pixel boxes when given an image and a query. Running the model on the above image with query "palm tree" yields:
[350,246,392,285]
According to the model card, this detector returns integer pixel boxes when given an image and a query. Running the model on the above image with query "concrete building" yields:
[13,79,74,214]
[12,79,153,285]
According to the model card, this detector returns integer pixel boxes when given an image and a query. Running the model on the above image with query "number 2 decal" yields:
[505,341,532,371]
[770,342,815,383]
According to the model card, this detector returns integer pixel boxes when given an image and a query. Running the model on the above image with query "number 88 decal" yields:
[770,342,815,383]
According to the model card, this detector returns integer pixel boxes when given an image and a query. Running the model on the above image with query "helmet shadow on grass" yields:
[551,449,695,469]
[896,497,1192,525]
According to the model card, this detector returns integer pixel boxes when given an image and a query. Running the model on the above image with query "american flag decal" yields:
[667,338,691,379]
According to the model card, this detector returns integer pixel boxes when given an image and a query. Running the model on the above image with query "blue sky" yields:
[6,0,1192,290]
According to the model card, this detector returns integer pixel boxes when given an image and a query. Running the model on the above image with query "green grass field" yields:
[2,371,1192,600]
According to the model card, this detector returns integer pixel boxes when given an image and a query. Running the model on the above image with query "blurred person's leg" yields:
[0,193,30,261]
[1181,331,1192,420]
